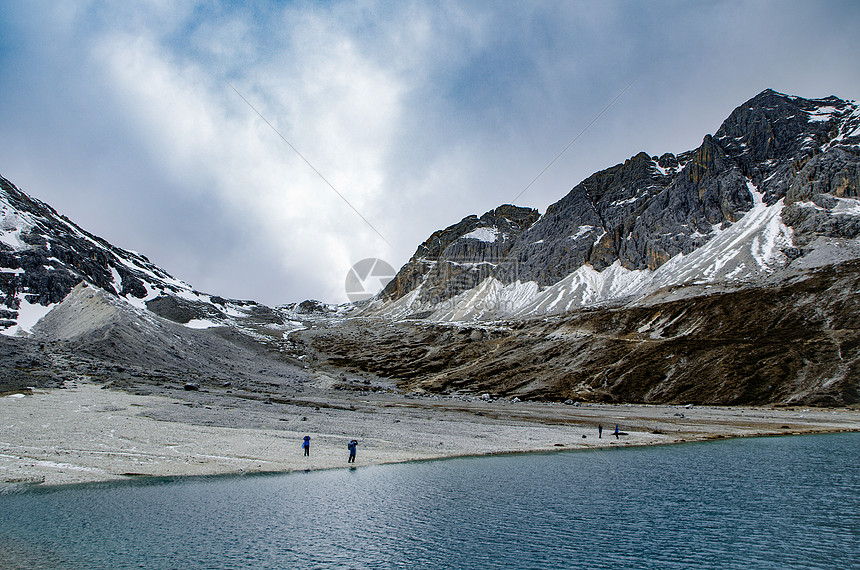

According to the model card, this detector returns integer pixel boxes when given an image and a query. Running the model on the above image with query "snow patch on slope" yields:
[0,297,55,337]
[830,197,860,216]
[0,198,36,250]
[807,105,840,122]
[512,262,649,317]
[461,227,501,243]
[430,279,539,321]
[184,318,222,329]
[362,286,426,320]
[652,182,791,287]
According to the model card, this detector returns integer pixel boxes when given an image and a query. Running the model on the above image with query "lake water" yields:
[1,433,858,569]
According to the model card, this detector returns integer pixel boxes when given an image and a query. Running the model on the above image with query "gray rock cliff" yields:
[379,89,860,306]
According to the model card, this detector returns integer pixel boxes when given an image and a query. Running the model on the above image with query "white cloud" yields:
[1,0,858,305]
[90,8,408,303]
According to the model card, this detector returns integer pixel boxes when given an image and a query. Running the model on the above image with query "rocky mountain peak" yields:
[715,89,859,203]
[0,175,295,336]
[1,175,154,333]
[379,204,538,306]
[368,89,860,321]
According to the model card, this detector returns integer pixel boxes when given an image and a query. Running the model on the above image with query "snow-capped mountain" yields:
[2,89,857,406]
[0,174,298,338]
[369,89,860,321]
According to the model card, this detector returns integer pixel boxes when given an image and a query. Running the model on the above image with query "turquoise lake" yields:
[1,433,858,569]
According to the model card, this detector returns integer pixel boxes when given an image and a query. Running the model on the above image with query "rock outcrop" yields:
[380,204,539,307]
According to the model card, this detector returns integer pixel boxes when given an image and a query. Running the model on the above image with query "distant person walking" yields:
[348,439,357,463]
[302,435,311,456]
[614,425,620,439]
[598,424,603,438]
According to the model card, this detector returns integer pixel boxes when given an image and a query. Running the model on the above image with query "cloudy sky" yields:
[1,1,858,305]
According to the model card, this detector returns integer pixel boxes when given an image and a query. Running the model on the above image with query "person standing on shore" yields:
[598,424,603,438]
[614,425,620,439]
[302,435,310,456]
[348,439,357,463]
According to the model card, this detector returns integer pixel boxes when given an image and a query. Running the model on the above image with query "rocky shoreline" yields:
[2,380,858,487]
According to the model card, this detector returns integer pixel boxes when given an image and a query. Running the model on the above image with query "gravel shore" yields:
[2,381,859,487]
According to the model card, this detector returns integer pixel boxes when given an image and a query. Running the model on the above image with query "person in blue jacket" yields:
[614,425,620,439]
[302,435,310,456]
[347,439,357,463]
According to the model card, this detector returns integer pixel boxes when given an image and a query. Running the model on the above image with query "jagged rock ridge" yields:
[372,89,860,320]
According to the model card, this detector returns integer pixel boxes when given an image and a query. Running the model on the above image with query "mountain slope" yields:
[304,257,860,406]
[369,89,860,321]
[0,174,298,339]
[0,175,327,399]
[0,173,319,397]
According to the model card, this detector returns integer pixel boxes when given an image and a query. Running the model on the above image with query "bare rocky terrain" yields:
[4,377,858,487]
[303,259,860,407]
